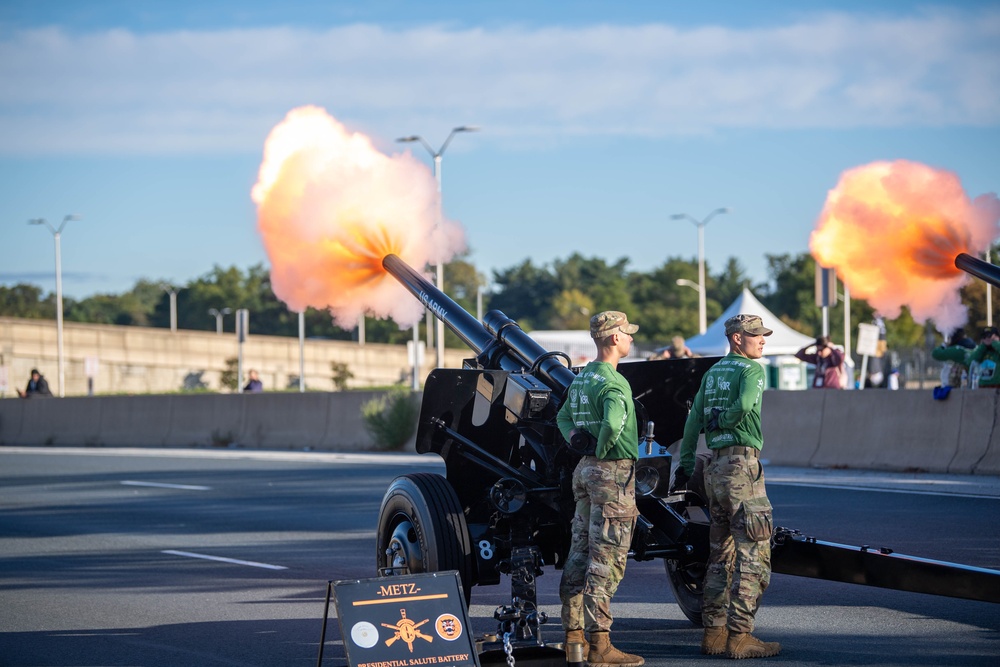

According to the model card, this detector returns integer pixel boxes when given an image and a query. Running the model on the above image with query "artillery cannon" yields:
[375,253,1000,660]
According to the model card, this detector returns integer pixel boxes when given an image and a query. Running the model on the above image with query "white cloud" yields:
[0,9,997,155]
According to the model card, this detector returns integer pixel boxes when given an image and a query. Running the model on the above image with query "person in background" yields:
[556,311,644,667]
[968,327,1000,389]
[673,314,781,659]
[17,369,52,398]
[931,328,975,388]
[243,369,263,393]
[864,317,889,388]
[794,336,845,389]
[670,335,696,359]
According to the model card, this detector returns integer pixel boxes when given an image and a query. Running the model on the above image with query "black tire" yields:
[376,472,475,603]
[665,452,710,625]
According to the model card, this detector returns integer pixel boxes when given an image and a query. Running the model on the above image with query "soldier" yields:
[556,311,644,667]
[673,314,781,659]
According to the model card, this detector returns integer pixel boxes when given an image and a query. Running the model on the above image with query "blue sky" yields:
[1,1,998,300]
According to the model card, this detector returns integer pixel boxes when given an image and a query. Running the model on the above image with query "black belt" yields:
[711,446,759,458]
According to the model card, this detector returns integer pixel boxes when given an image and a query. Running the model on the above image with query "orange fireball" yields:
[811,160,999,331]
[251,106,466,328]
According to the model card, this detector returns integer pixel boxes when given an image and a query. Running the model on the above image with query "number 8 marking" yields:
[478,540,494,560]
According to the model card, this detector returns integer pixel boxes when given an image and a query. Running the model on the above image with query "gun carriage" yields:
[375,252,1000,659]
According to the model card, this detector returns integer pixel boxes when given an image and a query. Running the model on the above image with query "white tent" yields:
[684,287,815,357]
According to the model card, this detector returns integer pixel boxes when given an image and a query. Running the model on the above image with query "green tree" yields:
[490,259,559,330]
[0,284,54,318]
[551,288,595,330]
[629,258,702,343]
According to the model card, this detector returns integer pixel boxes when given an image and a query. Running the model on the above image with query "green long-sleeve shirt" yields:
[969,340,1000,387]
[557,360,638,461]
[679,352,766,475]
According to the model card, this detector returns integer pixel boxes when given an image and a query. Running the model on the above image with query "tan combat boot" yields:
[587,631,644,667]
[701,626,728,655]
[565,629,587,666]
[725,632,781,659]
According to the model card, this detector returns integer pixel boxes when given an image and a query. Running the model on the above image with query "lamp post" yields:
[396,125,480,368]
[29,214,81,397]
[671,208,729,334]
[208,307,231,334]
[160,284,178,332]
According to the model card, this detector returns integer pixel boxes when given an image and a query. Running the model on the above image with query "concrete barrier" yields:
[761,391,825,467]
[164,394,245,447]
[98,395,175,447]
[0,398,25,444]
[22,396,104,446]
[237,392,333,450]
[320,391,385,451]
[810,390,965,472]
[1,389,999,477]
[960,389,1000,475]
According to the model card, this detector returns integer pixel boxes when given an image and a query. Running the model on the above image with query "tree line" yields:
[2,249,997,353]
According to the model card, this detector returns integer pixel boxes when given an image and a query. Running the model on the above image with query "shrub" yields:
[331,361,354,391]
[362,390,418,451]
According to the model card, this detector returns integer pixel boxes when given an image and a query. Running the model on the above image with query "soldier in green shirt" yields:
[556,311,643,667]
[674,314,781,660]
[969,326,1000,388]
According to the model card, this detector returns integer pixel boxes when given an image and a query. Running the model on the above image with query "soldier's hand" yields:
[705,407,723,432]
[671,468,690,493]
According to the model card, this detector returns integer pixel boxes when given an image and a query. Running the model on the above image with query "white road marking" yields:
[1,446,434,466]
[121,480,211,491]
[770,480,1000,500]
[162,549,287,570]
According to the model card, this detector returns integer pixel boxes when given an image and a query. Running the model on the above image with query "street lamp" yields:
[208,307,231,334]
[671,208,730,335]
[29,214,81,397]
[160,284,178,333]
[397,125,480,368]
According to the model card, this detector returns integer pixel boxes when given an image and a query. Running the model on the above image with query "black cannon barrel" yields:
[382,254,577,393]
[955,252,1000,289]
[382,253,495,354]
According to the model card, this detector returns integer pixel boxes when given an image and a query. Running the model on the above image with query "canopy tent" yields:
[684,287,815,357]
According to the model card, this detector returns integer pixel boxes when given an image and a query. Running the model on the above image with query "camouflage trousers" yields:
[702,452,773,634]
[560,456,639,633]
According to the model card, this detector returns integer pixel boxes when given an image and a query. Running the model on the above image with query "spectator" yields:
[969,327,1000,389]
[243,369,263,393]
[794,336,846,389]
[670,335,697,359]
[932,328,976,388]
[17,369,53,398]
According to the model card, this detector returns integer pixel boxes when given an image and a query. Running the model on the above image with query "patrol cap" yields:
[724,314,773,337]
[590,311,639,339]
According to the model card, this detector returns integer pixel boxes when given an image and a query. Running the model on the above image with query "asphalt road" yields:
[0,447,998,667]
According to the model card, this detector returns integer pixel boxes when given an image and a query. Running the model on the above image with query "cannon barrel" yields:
[955,252,1000,288]
[381,253,577,393]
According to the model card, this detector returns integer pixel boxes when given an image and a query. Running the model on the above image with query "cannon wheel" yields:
[376,472,474,603]
[665,453,710,626]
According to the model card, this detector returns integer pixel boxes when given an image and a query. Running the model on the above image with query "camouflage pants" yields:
[702,452,773,633]
[560,456,638,633]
